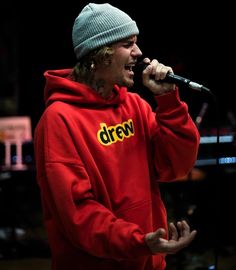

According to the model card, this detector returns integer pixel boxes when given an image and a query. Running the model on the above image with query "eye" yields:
[123,41,134,48]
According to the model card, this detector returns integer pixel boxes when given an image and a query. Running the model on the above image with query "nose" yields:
[131,44,142,57]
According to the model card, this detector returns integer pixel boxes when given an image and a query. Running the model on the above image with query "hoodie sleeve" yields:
[146,89,200,181]
[34,105,151,260]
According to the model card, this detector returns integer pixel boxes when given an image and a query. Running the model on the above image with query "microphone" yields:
[137,62,212,94]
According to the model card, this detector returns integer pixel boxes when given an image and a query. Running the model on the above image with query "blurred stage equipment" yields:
[0,116,32,171]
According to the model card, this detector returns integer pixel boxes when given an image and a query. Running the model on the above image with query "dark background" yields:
[1,1,235,269]
[1,0,235,128]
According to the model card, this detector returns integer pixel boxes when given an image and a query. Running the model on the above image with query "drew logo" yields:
[97,119,135,146]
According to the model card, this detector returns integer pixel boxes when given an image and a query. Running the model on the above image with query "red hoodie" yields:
[34,69,200,270]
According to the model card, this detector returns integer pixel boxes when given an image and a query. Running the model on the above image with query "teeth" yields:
[125,66,133,71]
[125,62,136,71]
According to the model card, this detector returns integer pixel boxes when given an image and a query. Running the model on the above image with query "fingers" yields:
[167,221,197,254]
[145,220,197,255]
[141,58,175,95]
[169,222,178,241]
[154,62,172,81]
[176,220,197,247]
[177,220,197,238]
[177,220,190,237]
[143,59,173,81]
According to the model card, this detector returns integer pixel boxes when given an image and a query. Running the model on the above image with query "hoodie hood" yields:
[44,69,127,107]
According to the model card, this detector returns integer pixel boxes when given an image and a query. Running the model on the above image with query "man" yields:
[34,3,200,270]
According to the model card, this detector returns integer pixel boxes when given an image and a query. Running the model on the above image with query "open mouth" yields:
[124,63,135,71]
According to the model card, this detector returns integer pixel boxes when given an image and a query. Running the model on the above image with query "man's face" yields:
[95,35,142,88]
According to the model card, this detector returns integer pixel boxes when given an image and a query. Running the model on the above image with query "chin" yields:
[123,78,134,88]
[117,75,134,88]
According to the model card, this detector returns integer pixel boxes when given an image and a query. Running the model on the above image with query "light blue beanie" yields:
[72,3,139,60]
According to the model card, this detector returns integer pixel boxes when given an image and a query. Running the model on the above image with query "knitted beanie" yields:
[72,3,139,60]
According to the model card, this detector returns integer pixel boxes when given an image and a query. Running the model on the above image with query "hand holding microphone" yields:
[140,59,176,96]
[137,58,212,95]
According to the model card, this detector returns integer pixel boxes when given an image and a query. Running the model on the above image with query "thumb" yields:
[154,228,166,239]
[146,228,166,242]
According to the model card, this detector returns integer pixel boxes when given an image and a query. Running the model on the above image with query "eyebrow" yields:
[120,35,137,43]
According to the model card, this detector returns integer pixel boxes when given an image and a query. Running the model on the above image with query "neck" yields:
[90,78,114,99]
[71,68,114,99]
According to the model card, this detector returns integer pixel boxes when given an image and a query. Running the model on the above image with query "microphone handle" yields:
[137,62,212,94]
[164,73,191,85]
